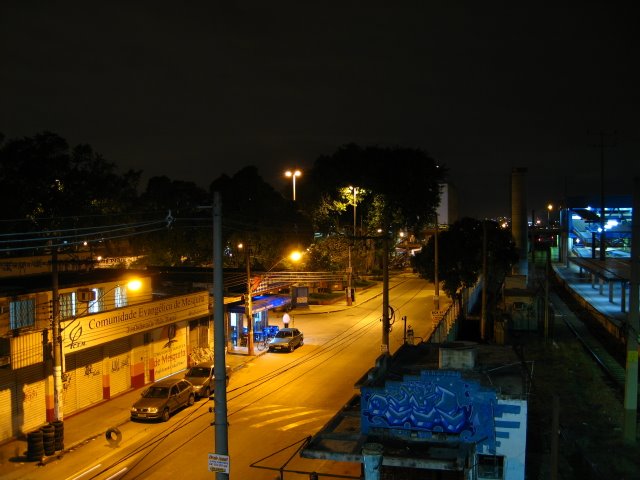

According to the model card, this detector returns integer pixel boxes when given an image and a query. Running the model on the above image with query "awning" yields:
[227,294,291,314]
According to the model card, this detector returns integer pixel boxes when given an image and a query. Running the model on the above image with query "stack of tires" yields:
[40,424,55,456]
[51,420,64,451]
[26,421,65,461]
[26,429,44,461]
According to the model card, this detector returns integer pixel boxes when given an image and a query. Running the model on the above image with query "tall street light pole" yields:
[347,186,358,306]
[243,245,255,356]
[285,169,301,201]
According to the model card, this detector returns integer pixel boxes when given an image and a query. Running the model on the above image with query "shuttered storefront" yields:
[17,363,47,433]
[106,338,131,397]
[63,346,104,416]
[0,370,17,443]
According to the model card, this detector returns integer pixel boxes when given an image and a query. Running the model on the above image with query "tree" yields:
[135,176,211,266]
[412,218,518,309]
[0,132,142,257]
[210,166,313,270]
[306,144,446,235]
[303,144,447,275]
[0,132,141,227]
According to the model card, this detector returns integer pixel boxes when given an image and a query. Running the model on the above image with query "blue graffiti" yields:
[364,383,474,435]
[361,370,498,446]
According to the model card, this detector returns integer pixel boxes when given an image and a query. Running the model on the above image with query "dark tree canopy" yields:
[210,166,313,270]
[0,131,141,231]
[412,218,518,303]
[305,144,447,236]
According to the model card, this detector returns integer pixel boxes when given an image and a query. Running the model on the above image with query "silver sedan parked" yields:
[268,327,304,353]
[131,378,195,422]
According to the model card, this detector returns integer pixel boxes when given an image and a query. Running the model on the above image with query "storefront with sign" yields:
[58,291,210,416]
[227,294,291,346]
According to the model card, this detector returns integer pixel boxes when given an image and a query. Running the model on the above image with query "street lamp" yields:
[238,245,303,356]
[285,169,301,201]
[547,203,553,227]
[347,186,358,306]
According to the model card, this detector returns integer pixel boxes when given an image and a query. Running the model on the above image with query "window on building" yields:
[115,285,128,308]
[59,292,77,319]
[477,454,504,480]
[88,288,103,313]
[10,298,36,329]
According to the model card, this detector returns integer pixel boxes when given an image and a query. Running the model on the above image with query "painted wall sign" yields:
[61,291,209,353]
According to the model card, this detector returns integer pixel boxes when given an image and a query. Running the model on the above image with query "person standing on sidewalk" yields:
[282,311,291,328]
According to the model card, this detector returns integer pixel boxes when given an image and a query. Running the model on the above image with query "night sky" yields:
[2,2,638,219]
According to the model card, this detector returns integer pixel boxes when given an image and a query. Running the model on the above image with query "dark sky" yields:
[1,2,638,219]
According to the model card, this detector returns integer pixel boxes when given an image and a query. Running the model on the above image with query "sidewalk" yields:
[0,283,385,479]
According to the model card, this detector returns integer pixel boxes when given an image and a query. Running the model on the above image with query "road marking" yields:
[279,414,332,431]
[251,409,326,428]
[239,407,291,419]
[68,464,103,480]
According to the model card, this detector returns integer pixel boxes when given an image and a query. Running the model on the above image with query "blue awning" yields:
[227,294,291,314]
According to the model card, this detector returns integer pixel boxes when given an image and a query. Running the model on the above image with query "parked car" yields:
[131,378,195,422]
[184,361,232,399]
[268,327,304,352]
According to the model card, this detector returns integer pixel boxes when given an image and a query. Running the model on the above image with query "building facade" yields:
[0,270,212,443]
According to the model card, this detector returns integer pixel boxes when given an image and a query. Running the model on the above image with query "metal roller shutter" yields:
[107,338,131,397]
[0,376,17,443]
[63,346,104,416]
[17,363,47,433]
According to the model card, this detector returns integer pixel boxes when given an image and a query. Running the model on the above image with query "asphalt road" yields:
[13,274,438,480]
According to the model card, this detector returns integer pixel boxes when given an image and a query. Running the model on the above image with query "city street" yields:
[4,273,441,480]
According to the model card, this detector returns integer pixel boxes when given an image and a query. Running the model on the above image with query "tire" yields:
[187,393,195,407]
[289,344,294,353]
[202,387,210,399]
[299,339,304,346]
[161,408,171,422]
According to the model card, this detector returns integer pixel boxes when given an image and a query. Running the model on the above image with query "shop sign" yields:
[61,291,209,353]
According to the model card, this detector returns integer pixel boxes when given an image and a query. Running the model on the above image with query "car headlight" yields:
[147,407,158,413]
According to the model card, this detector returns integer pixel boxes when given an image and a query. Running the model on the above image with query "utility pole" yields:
[51,248,63,421]
[381,233,390,352]
[623,177,639,444]
[434,212,440,310]
[212,192,230,479]
[481,220,487,341]
[589,131,616,261]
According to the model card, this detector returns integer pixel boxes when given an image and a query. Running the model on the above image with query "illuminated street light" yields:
[285,169,302,201]
[238,245,303,356]
[547,203,553,227]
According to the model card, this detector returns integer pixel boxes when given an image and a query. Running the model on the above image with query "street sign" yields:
[208,453,230,473]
